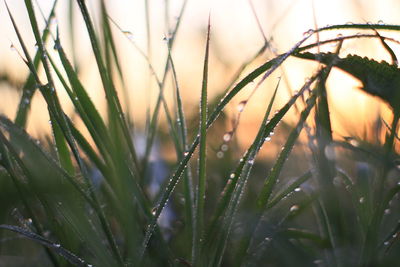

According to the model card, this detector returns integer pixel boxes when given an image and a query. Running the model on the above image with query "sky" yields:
[0,0,399,145]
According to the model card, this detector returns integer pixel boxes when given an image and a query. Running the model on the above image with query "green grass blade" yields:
[0,224,88,267]
[168,41,195,253]
[138,35,313,260]
[192,18,211,266]
[76,0,140,178]
[14,0,58,128]
[266,171,312,210]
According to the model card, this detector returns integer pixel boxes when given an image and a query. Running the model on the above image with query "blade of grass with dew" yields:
[139,33,314,260]
[205,78,284,265]
[0,133,60,267]
[141,0,188,177]
[0,117,118,266]
[15,2,125,263]
[22,0,76,174]
[192,18,210,266]
[76,0,140,178]
[279,228,329,248]
[216,77,318,267]
[266,171,312,210]
[14,0,58,128]
[168,42,194,254]
[100,0,131,116]
[0,225,88,267]
[204,77,281,245]
[234,84,318,267]
[312,42,345,266]
[4,5,123,260]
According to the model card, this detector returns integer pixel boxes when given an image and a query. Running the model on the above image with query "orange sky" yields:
[0,0,399,148]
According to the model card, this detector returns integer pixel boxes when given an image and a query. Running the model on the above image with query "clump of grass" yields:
[0,1,399,267]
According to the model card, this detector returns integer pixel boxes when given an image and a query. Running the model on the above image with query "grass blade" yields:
[0,224,89,267]
[192,18,211,265]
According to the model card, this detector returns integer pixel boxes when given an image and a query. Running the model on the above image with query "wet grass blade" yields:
[138,35,313,260]
[266,171,312,210]
[76,0,140,178]
[14,0,58,128]
[0,224,89,267]
[192,18,211,266]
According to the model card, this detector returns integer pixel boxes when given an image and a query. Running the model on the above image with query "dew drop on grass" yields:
[333,176,342,187]
[123,31,134,40]
[359,197,365,204]
[229,173,235,179]
[314,259,323,265]
[223,132,233,142]
[237,100,247,112]
[303,29,314,36]
[377,20,384,25]
[294,187,301,192]
[248,159,255,165]
[221,144,228,152]
[384,241,389,246]
[290,205,299,212]
[10,44,16,52]
[151,207,157,216]
[324,145,336,160]
[23,98,30,105]
[54,243,61,248]
[384,209,391,215]
[183,151,189,157]
[217,151,224,158]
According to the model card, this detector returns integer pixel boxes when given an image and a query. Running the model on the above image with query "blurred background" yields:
[0,0,400,157]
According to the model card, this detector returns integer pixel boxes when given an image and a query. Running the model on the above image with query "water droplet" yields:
[183,151,189,156]
[229,173,235,179]
[384,241,389,246]
[265,136,271,142]
[54,243,61,248]
[290,205,299,212]
[23,98,30,105]
[384,209,391,215]
[333,176,342,187]
[123,31,134,40]
[49,17,58,25]
[151,207,157,216]
[314,259,323,265]
[248,159,255,165]
[74,97,78,101]
[324,144,336,160]
[294,187,301,192]
[48,120,52,125]
[10,44,16,51]
[237,100,247,112]
[223,132,233,142]
[346,21,354,25]
[377,20,384,25]
[34,43,39,50]
[217,151,224,158]
[221,144,228,152]
[359,197,365,204]
[303,29,314,36]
